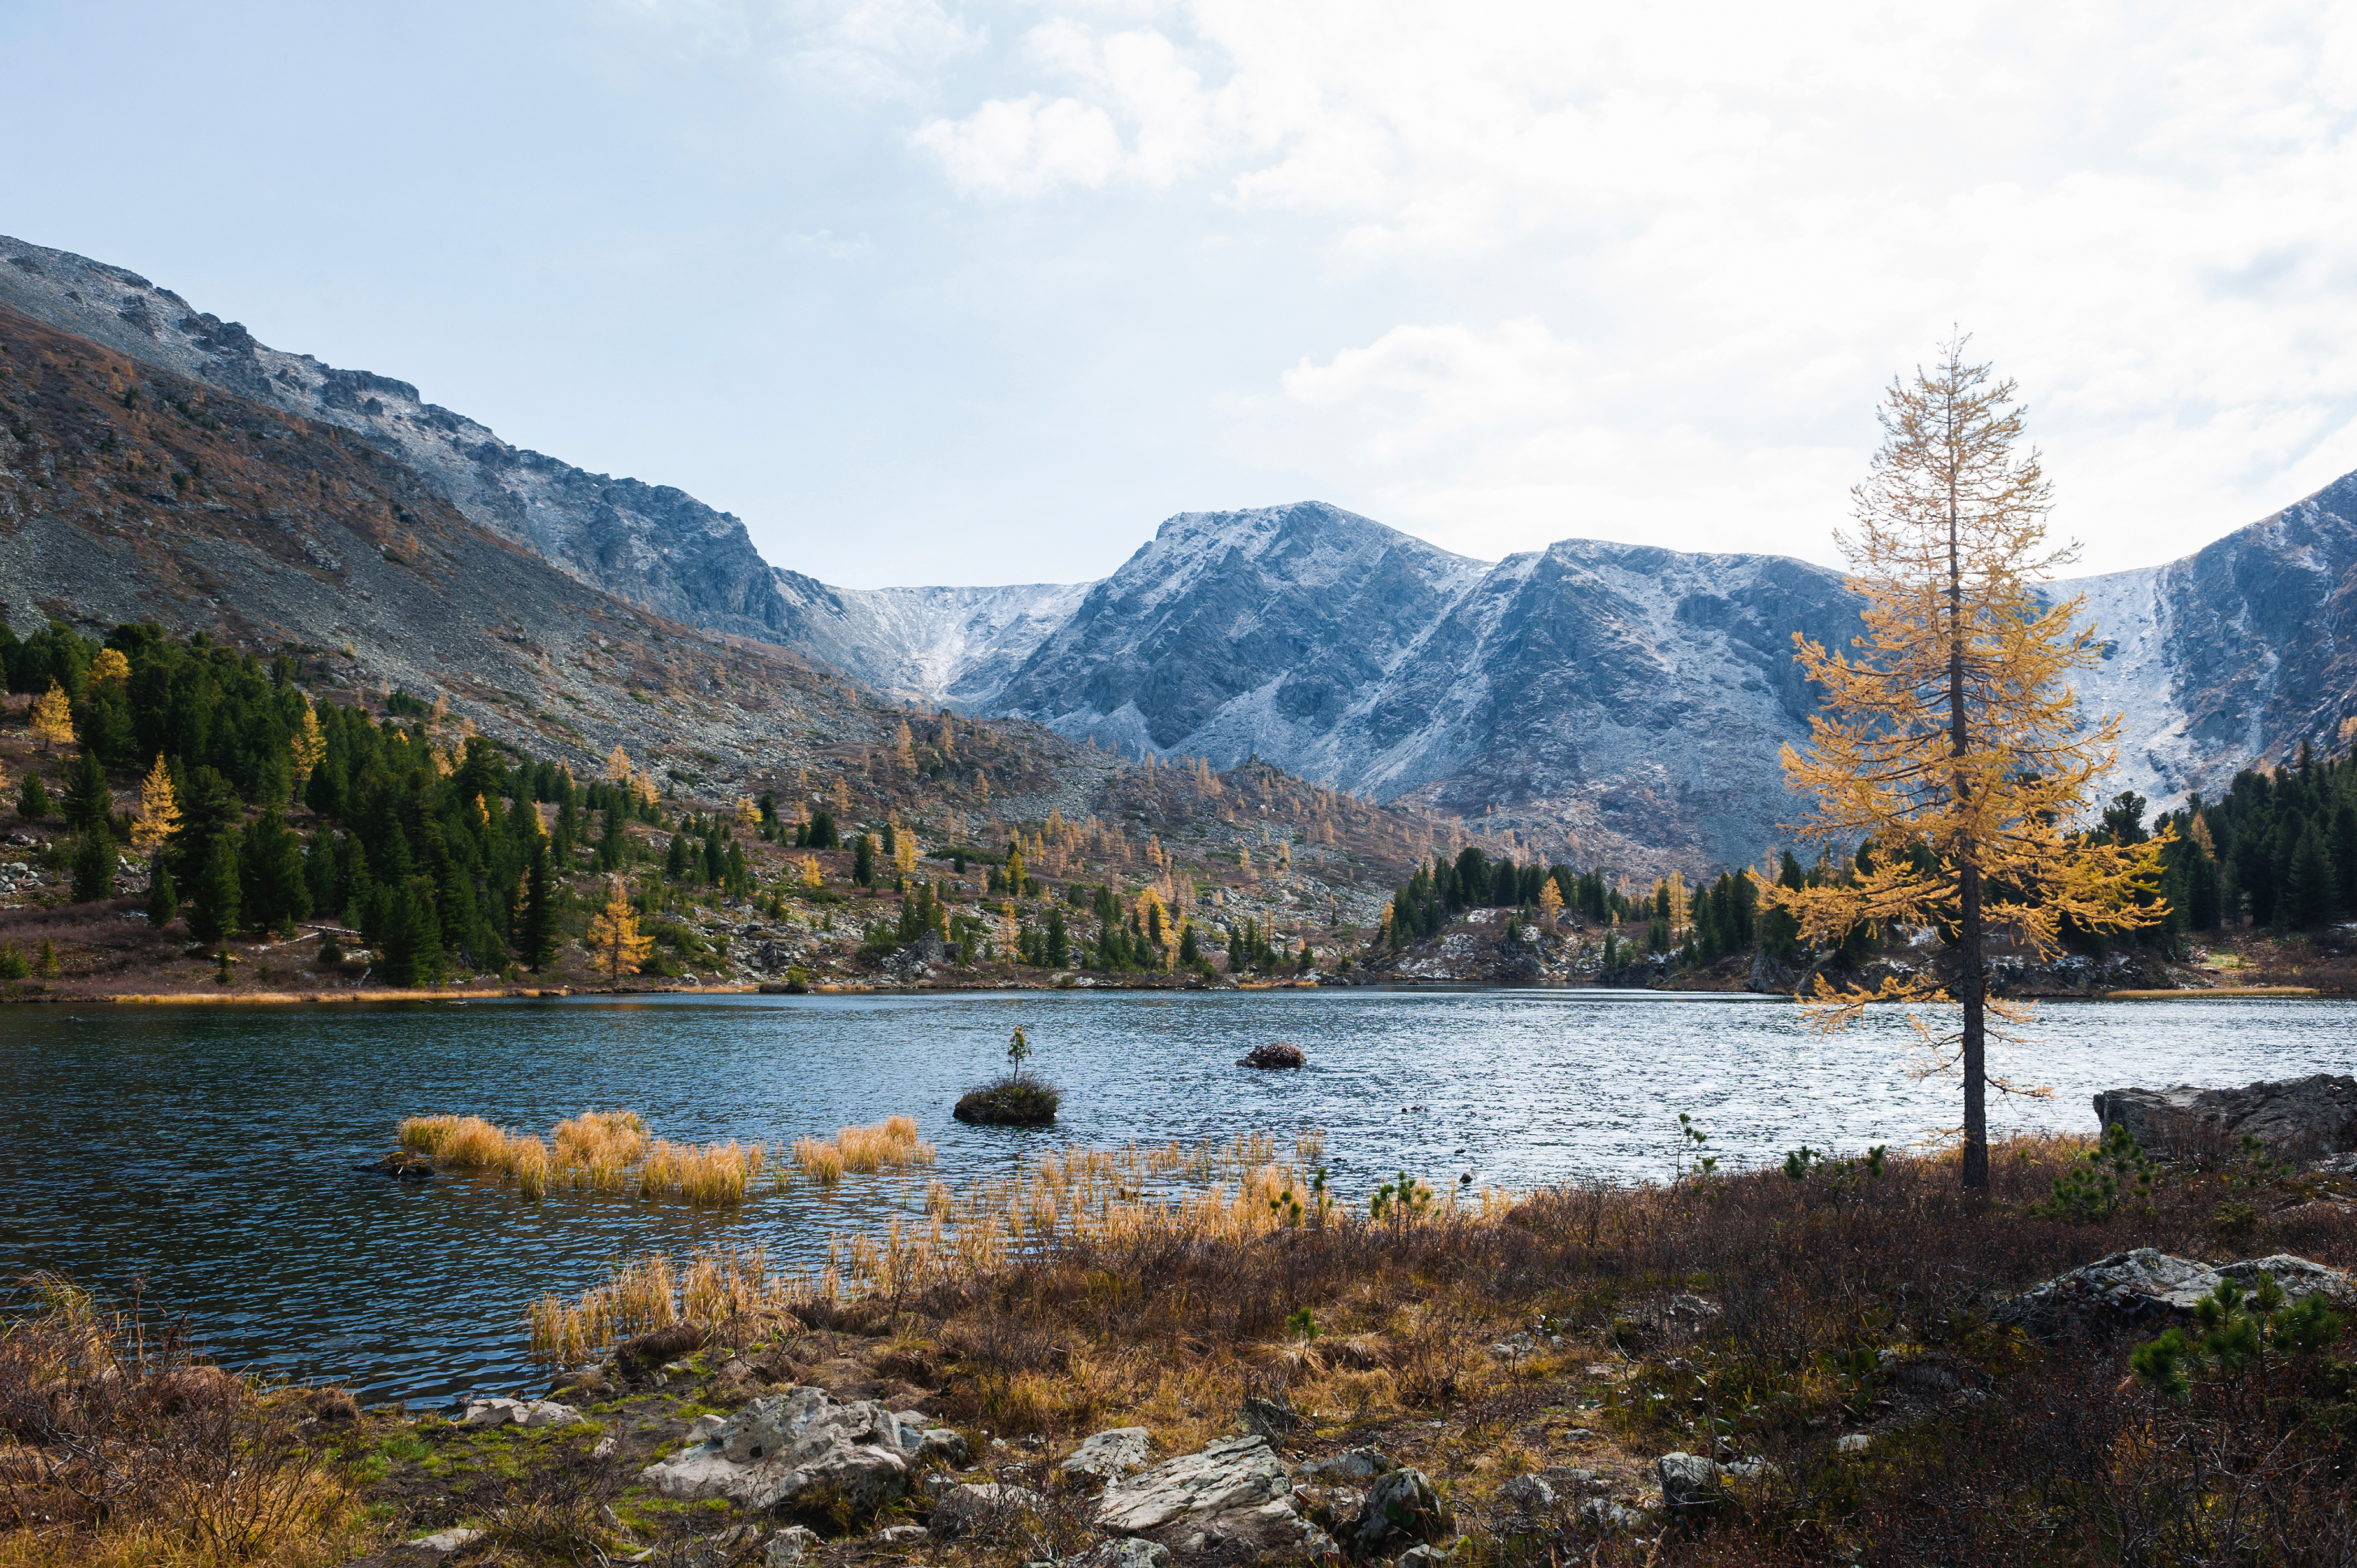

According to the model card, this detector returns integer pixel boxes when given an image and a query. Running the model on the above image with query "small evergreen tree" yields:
[853,832,877,887]
[2282,823,2336,930]
[145,855,178,927]
[16,773,49,822]
[61,749,112,832]
[187,834,242,942]
[520,839,557,971]
[69,829,116,902]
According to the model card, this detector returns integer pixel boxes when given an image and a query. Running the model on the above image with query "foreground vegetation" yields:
[9,1129,2349,1567]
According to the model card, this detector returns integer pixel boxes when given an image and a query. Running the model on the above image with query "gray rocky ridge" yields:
[12,231,2357,868]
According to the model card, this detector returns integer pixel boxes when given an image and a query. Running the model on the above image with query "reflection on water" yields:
[3,988,2347,1401]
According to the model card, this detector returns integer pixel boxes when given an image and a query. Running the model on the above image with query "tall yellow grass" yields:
[524,1129,1501,1367]
[792,1116,935,1180]
[527,1246,792,1367]
[399,1109,763,1206]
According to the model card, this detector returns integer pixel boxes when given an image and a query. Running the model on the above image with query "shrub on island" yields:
[953,1076,1060,1125]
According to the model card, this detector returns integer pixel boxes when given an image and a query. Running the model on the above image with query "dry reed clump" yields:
[0,1275,359,1568]
[399,1109,764,1207]
[793,1116,937,1180]
[528,1246,796,1367]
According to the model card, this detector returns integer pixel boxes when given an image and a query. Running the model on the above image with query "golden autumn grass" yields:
[0,1276,363,1568]
[791,1115,936,1183]
[510,1129,2357,1565]
[400,1110,766,1206]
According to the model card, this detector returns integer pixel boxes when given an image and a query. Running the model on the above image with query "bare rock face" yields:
[1094,1435,1330,1557]
[640,1386,957,1514]
[1346,1467,1451,1557]
[1063,1427,1154,1483]
[1993,1248,2357,1337]
[2095,1074,2357,1162]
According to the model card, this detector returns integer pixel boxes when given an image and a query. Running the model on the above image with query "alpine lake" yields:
[3,987,2349,1402]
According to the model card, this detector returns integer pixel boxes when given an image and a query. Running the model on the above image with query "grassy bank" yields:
[8,1134,2353,1566]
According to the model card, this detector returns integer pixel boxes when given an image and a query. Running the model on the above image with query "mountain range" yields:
[7,232,2354,871]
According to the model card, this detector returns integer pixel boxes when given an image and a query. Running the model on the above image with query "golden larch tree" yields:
[605,745,634,785]
[290,697,327,794]
[734,797,761,830]
[1768,338,2168,1188]
[585,879,655,981]
[1537,876,1564,931]
[89,648,132,687]
[131,755,182,854]
[30,681,75,752]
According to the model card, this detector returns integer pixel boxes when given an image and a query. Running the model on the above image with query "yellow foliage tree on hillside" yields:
[290,697,327,794]
[131,756,181,855]
[89,648,131,687]
[1766,338,2168,1188]
[30,681,75,752]
[585,880,656,981]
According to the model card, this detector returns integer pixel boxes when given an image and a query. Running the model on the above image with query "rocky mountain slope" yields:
[13,232,2354,874]
[0,235,794,643]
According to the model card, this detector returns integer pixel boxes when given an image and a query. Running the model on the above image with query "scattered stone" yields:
[1993,1248,2357,1336]
[931,1480,1046,1537]
[461,1397,580,1428]
[1836,1434,1872,1456]
[1236,1042,1306,1069]
[2095,1074,2357,1162]
[1498,1473,1555,1513]
[355,1150,434,1181]
[591,1435,618,1460]
[1657,1451,1715,1515]
[1064,1425,1154,1481]
[640,1385,940,1514]
[1347,1466,1451,1557]
[1097,1434,1326,1555]
[875,1523,929,1544]
[396,1526,483,1559]
[1396,1544,1453,1568]
[2312,1152,2357,1176]
[686,1412,728,1444]
[1580,1497,1647,1530]
[1029,1542,1172,1568]
[1297,1447,1390,1483]
[761,1525,819,1567]
[1236,1394,1302,1436]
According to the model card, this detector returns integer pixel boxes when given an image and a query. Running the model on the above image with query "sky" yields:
[8,1,2357,588]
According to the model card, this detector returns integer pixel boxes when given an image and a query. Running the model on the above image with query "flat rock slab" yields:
[1994,1248,2357,1336]
[1096,1434,1328,1556]
[1063,1426,1153,1481]
[461,1397,580,1428]
[641,1385,957,1513]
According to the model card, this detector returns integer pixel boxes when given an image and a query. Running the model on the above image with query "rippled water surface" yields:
[3,988,2349,1401]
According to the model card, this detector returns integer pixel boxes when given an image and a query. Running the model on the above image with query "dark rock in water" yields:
[355,1151,434,1182]
[2095,1074,2357,1163]
[1237,1042,1305,1070]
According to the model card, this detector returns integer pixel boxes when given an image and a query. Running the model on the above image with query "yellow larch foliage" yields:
[30,680,75,751]
[1666,869,1689,932]
[585,880,656,980]
[1766,338,2168,1189]
[89,648,132,687]
[796,855,823,889]
[937,713,956,753]
[290,696,327,788]
[735,797,761,830]
[131,755,181,854]
[605,745,634,784]
[894,720,915,767]
[1537,877,1565,930]
[894,832,919,877]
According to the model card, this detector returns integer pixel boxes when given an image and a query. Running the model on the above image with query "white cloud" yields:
[895,0,2357,572]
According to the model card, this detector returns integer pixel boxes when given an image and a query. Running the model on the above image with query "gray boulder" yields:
[460,1397,579,1429]
[1497,1473,1555,1513]
[931,1481,1045,1538]
[1656,1452,1775,1519]
[1096,1434,1326,1555]
[762,1526,819,1567]
[1063,1426,1153,1482]
[1298,1447,1391,1483]
[1993,1248,2357,1336]
[640,1385,950,1513]
[1347,1466,1451,1557]
[2095,1074,2357,1162]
